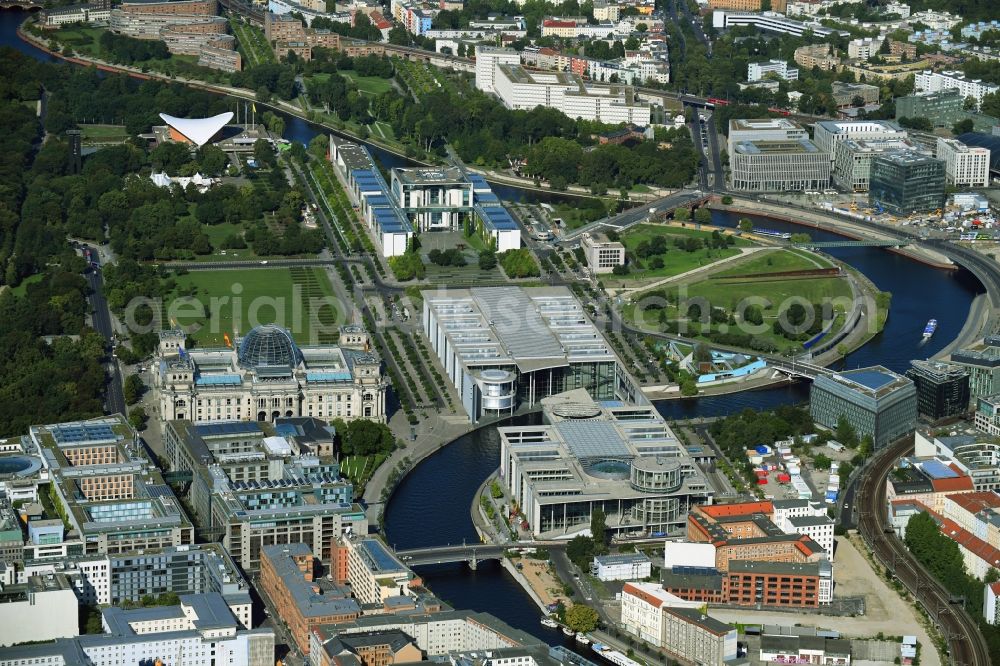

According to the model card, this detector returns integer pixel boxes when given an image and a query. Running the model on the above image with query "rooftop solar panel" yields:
[192,421,262,437]
[51,424,117,445]
[921,459,959,479]
[843,369,896,391]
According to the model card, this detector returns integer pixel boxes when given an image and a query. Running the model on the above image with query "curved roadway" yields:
[856,437,991,666]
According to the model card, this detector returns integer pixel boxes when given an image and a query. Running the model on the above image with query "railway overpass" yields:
[560,191,711,242]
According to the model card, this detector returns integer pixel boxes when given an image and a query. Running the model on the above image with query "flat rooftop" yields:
[392,167,467,186]
[819,365,914,398]
[734,139,822,155]
[729,118,805,132]
[424,286,614,373]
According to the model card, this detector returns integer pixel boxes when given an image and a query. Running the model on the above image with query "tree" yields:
[738,218,753,233]
[694,207,712,224]
[478,250,498,270]
[813,453,832,470]
[952,118,974,135]
[128,406,147,431]
[123,374,144,405]
[834,415,859,448]
[721,195,733,205]
[565,604,599,633]
[591,507,607,549]
[964,95,978,110]
[673,207,690,221]
[566,535,595,568]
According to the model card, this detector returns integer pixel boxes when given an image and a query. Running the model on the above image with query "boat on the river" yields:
[923,319,938,339]
[576,634,592,645]
[540,618,558,628]
[562,626,575,637]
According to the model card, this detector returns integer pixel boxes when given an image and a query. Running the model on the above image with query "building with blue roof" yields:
[810,365,917,450]
[330,135,521,256]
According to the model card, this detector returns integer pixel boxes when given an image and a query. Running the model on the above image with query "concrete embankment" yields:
[716,201,956,270]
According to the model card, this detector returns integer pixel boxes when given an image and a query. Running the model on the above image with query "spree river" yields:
[1,11,984,644]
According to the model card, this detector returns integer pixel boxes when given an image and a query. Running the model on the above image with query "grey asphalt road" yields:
[82,244,126,416]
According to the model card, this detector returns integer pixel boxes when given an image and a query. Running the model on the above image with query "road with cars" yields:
[81,244,127,417]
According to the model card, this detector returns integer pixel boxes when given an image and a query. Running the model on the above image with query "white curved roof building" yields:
[159,111,234,147]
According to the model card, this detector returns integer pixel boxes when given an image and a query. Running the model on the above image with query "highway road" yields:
[82,244,126,417]
[856,437,991,666]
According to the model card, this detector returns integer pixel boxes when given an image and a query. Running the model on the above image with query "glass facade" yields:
[515,361,617,405]
[810,375,917,450]
[869,152,946,215]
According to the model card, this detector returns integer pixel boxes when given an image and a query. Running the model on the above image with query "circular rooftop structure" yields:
[630,457,683,494]
[585,459,632,480]
[0,455,42,479]
[238,325,301,370]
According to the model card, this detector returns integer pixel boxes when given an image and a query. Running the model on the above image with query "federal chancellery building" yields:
[155,324,387,424]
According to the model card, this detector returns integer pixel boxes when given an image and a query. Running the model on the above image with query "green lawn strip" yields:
[165,268,341,346]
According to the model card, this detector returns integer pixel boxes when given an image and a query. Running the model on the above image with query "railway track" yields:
[856,438,991,666]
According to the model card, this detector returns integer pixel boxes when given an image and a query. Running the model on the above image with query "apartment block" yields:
[915,70,999,109]
[793,44,840,70]
[748,59,798,82]
[494,64,651,125]
[260,543,361,655]
[936,137,991,187]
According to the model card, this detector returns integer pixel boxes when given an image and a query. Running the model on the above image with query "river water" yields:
[1,11,984,644]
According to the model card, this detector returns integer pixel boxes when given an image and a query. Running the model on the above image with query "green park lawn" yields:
[625,247,854,353]
[78,124,128,142]
[311,71,393,96]
[165,267,343,346]
[610,224,751,283]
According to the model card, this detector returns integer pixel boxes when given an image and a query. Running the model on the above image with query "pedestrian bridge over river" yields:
[394,544,506,569]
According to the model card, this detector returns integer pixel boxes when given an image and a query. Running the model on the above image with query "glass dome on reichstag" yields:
[238,324,302,370]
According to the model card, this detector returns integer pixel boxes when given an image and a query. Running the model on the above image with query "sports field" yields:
[165,268,344,346]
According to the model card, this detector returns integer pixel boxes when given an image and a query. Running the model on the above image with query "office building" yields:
[311,610,543,659]
[810,366,917,450]
[0,574,78,647]
[687,502,832,567]
[730,138,831,192]
[793,44,840,71]
[936,137,991,187]
[951,337,1000,398]
[831,82,880,108]
[906,360,971,420]
[812,120,907,164]
[869,151,946,215]
[23,544,251,626]
[0,593,274,665]
[330,137,520,256]
[759,634,852,665]
[40,3,111,26]
[709,0,786,12]
[592,553,652,582]
[162,419,367,569]
[493,64,651,125]
[833,138,917,192]
[661,606,738,665]
[727,118,809,156]
[712,11,846,38]
[475,47,521,94]
[423,286,639,421]
[155,324,386,424]
[747,59,798,82]
[661,559,830,608]
[390,167,472,230]
[332,535,418,605]
[976,395,1000,441]
[261,543,361,654]
[312,630,424,666]
[31,416,194,556]
[915,70,999,109]
[581,232,626,273]
[499,392,714,539]
[896,91,966,127]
